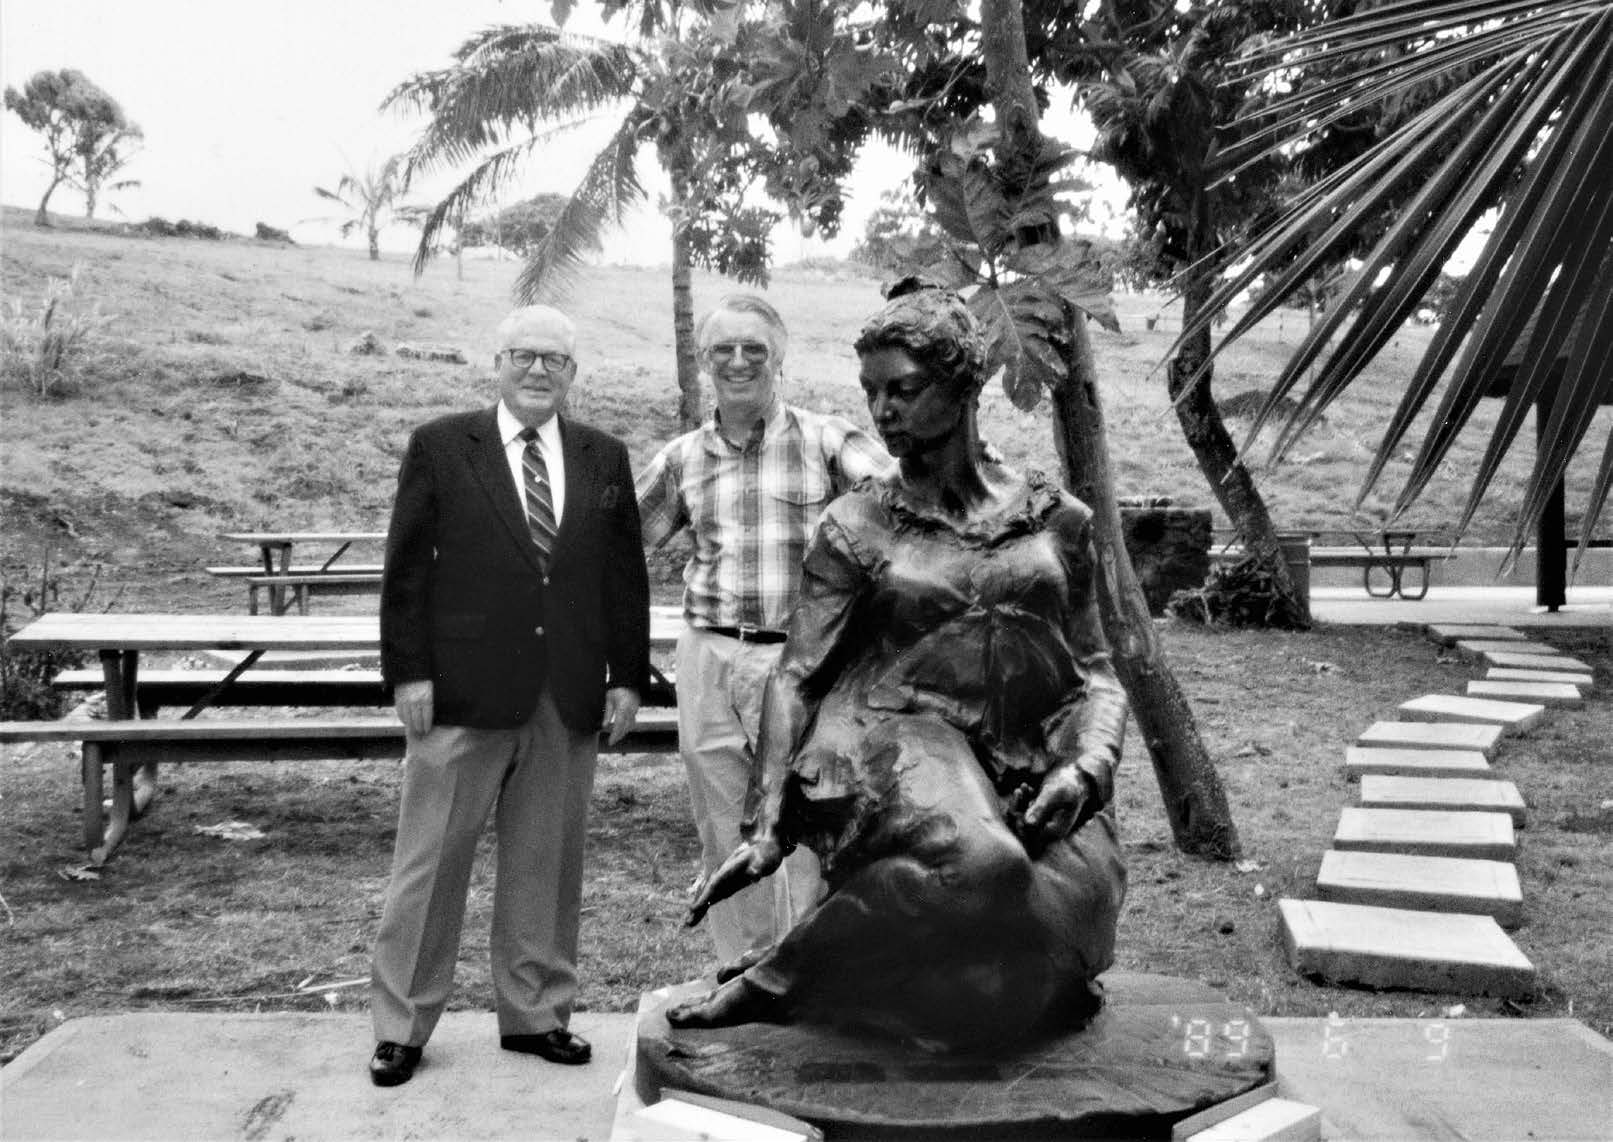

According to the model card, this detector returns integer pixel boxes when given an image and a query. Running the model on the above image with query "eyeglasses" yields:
[505,349,573,372]
[702,341,772,364]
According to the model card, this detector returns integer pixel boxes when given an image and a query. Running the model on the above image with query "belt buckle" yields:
[736,622,761,642]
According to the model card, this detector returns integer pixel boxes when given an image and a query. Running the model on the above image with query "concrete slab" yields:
[1277,898,1535,998]
[1468,678,1585,706]
[1333,807,1515,860]
[1315,849,1523,927]
[0,1010,633,1141]
[1486,666,1594,688]
[1358,775,1527,827]
[1397,693,1546,734]
[1343,746,1493,780]
[1453,639,1561,659]
[1425,624,1526,645]
[1356,720,1504,758]
[5,1010,1609,1142]
[1263,1016,1613,1141]
[1483,649,1593,672]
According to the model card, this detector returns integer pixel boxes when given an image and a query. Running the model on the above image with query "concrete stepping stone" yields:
[1315,850,1523,927]
[1359,775,1527,827]
[1453,639,1559,659]
[1397,693,1546,734]
[1482,650,1591,672]
[1278,898,1535,998]
[1485,666,1593,689]
[1343,746,1492,779]
[1357,720,1503,758]
[1180,1096,1321,1142]
[1468,679,1584,707]
[1425,624,1526,646]
[1333,807,1515,860]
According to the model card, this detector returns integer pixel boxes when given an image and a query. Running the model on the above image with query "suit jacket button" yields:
[535,626,545,637]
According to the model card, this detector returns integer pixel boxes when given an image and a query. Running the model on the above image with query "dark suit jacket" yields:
[380,405,651,731]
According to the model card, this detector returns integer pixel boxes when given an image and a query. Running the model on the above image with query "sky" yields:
[0,0,1122,265]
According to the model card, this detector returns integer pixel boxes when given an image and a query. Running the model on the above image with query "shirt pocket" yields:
[769,468,830,508]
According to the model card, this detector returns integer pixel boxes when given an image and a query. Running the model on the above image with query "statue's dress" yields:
[738,471,1129,1048]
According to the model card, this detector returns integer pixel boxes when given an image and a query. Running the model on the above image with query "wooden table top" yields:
[8,608,686,652]
[221,532,388,545]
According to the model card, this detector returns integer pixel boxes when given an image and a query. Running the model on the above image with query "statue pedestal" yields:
[637,972,1276,1140]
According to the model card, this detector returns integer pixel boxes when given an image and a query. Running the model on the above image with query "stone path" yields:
[1279,622,1602,999]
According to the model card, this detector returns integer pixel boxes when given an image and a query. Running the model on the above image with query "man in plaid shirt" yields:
[637,293,893,968]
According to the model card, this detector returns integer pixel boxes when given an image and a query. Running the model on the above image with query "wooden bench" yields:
[52,667,680,712]
[0,708,680,864]
[245,573,383,615]
[206,564,385,578]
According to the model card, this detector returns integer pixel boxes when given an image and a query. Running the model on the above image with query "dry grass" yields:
[1,212,1610,1066]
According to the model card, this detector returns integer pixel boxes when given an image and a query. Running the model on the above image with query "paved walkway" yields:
[1310,585,1612,629]
[4,1009,1610,1140]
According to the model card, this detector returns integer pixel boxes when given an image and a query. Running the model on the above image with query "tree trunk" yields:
[83,184,97,220]
[1056,316,1241,859]
[980,0,1240,858]
[668,161,701,430]
[1173,266,1309,624]
[368,226,381,261]
[34,178,62,226]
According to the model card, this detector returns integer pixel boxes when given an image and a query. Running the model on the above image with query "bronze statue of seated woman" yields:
[667,279,1129,1051]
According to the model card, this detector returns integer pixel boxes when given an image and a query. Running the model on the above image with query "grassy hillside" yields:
[4,207,1608,608]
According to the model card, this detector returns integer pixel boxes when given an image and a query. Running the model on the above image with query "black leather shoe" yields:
[501,1029,592,1065]
[369,1041,422,1086]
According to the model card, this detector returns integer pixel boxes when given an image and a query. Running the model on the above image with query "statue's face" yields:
[859,346,963,457]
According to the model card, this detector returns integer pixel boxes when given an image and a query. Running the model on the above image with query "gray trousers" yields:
[677,625,823,966]
[370,690,598,1047]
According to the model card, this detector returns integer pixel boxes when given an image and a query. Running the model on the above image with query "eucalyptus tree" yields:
[1182,0,1613,572]
[386,21,777,428]
[5,69,141,225]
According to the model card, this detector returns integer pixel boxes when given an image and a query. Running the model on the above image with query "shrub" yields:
[139,216,178,237]
[0,264,114,398]
[0,554,108,720]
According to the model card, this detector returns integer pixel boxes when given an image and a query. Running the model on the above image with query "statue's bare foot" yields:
[715,947,768,984]
[666,977,786,1028]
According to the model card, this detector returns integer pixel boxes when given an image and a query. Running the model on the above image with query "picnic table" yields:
[4,609,684,861]
[217,531,388,615]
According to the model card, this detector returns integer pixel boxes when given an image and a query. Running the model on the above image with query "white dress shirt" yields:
[497,401,566,528]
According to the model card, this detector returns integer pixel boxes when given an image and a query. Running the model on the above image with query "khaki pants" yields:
[676,625,823,966]
[370,690,598,1047]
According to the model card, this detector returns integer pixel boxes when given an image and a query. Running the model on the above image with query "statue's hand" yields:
[685,834,785,928]
[1018,766,1093,853]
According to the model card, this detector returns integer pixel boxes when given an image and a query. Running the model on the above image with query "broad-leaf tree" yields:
[314,154,408,261]
[5,69,141,225]
[739,0,1242,857]
[1185,0,1613,575]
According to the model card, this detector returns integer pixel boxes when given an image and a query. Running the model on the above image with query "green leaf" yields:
[1005,242,1119,332]
[970,279,1068,411]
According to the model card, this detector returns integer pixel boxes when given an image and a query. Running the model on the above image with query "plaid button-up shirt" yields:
[637,400,894,630]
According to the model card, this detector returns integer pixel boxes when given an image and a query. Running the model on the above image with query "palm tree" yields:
[386,23,755,429]
[1183,0,1613,578]
[314,154,407,261]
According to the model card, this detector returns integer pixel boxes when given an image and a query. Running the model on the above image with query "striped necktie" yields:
[518,427,557,566]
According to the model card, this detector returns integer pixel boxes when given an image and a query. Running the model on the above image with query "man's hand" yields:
[1015,766,1093,855]
[394,680,434,738]
[602,687,640,746]
[686,834,784,928]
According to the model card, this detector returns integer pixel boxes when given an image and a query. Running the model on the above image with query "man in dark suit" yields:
[368,305,650,1087]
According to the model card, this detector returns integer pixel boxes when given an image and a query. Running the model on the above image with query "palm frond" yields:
[514,114,646,303]
[384,24,640,186]
[1171,0,1613,560]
